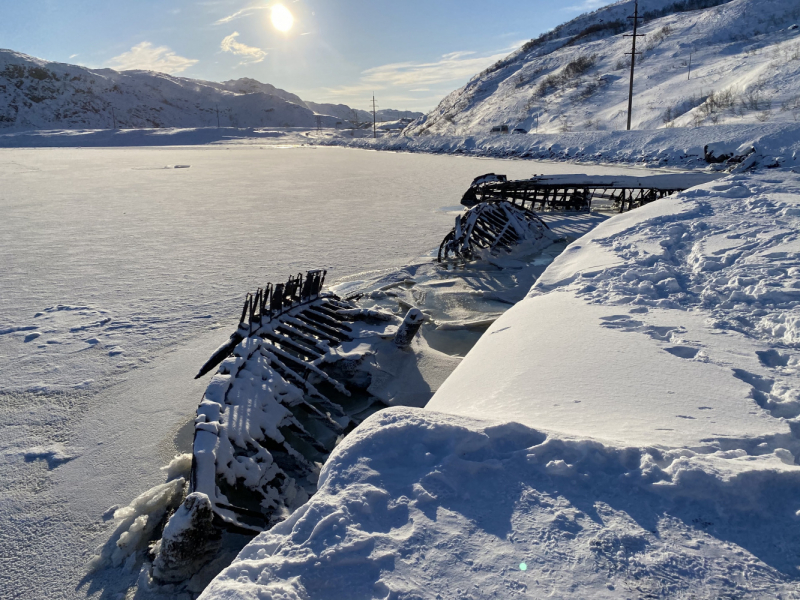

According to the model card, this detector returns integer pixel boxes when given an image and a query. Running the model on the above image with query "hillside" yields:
[406,0,800,136]
[0,50,422,131]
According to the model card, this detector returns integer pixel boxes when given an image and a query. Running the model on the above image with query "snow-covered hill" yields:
[0,50,422,131]
[407,0,800,136]
[305,101,421,125]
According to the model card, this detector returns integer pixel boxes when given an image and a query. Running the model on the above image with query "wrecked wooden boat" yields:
[460,171,723,213]
[148,170,725,584]
[189,270,440,532]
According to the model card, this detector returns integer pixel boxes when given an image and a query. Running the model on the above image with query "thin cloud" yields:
[108,42,198,74]
[214,5,267,25]
[221,32,267,64]
[354,45,519,90]
[319,43,524,110]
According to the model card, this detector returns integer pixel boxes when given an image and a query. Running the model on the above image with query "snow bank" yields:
[203,170,800,598]
[327,121,800,172]
[202,408,800,599]
[430,170,800,449]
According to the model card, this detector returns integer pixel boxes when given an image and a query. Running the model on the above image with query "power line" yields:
[624,0,645,131]
[371,94,378,139]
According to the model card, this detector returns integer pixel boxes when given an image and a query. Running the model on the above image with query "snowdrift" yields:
[328,120,800,172]
[202,170,800,598]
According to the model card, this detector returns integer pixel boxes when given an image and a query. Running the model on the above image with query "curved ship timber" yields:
[191,270,430,532]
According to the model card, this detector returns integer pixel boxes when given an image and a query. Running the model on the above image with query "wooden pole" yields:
[626,0,643,131]
[372,94,377,139]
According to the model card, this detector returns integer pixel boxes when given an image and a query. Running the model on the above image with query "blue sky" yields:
[1,0,613,111]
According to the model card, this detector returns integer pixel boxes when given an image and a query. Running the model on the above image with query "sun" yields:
[271,4,294,32]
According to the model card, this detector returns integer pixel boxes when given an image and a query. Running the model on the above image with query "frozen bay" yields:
[0,144,652,599]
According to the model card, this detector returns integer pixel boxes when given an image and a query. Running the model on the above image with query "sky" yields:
[0,0,614,112]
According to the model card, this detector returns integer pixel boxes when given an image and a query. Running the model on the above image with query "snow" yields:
[204,171,800,598]
[0,49,421,131]
[0,144,654,599]
[201,409,800,599]
[88,478,186,573]
[329,120,800,172]
[431,171,800,448]
[405,0,800,135]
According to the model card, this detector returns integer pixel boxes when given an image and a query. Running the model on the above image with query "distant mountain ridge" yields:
[0,50,422,130]
[406,0,800,135]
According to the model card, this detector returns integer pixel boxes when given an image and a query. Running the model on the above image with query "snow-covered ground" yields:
[203,170,800,599]
[328,120,800,172]
[0,144,654,599]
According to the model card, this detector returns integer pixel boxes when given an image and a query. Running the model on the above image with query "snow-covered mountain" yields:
[305,101,421,124]
[0,50,422,130]
[407,0,800,135]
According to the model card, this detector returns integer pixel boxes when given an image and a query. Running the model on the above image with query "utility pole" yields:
[687,53,692,80]
[350,108,359,137]
[111,106,116,129]
[371,94,378,139]
[315,115,322,132]
[624,0,644,131]
[215,104,220,128]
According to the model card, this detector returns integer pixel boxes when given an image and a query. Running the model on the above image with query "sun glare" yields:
[271,4,294,32]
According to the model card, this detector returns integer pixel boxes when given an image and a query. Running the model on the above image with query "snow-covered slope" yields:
[304,101,422,125]
[202,170,800,599]
[407,0,800,135]
[0,50,422,131]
